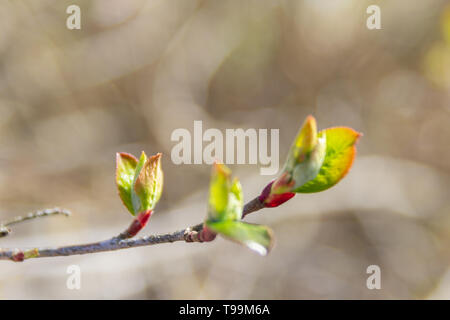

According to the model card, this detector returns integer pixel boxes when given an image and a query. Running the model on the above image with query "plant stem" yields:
[0,208,71,238]
[0,197,264,262]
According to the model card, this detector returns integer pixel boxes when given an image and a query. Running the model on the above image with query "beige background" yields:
[0,0,449,299]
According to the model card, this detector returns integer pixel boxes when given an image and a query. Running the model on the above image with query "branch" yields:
[0,197,264,262]
[0,208,71,238]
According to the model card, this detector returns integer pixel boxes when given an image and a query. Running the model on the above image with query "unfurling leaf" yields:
[295,127,361,193]
[207,162,244,221]
[208,162,232,221]
[259,115,326,207]
[284,115,319,174]
[116,152,138,215]
[131,152,148,214]
[206,162,274,255]
[206,220,274,256]
[291,134,326,189]
[259,115,361,207]
[116,151,163,216]
[133,153,163,212]
[280,115,327,190]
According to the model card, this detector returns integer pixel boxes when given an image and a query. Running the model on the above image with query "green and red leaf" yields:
[133,153,163,212]
[116,151,163,216]
[284,115,319,173]
[295,127,361,193]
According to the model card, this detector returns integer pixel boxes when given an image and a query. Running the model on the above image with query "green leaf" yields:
[116,152,138,215]
[206,220,274,256]
[208,162,232,220]
[295,127,361,193]
[205,163,274,255]
[227,178,243,220]
[284,115,318,173]
[133,152,164,212]
[131,152,148,214]
[271,115,326,194]
[292,134,326,189]
[116,151,164,216]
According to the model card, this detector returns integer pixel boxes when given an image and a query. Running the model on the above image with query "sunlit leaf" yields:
[131,152,148,214]
[116,152,138,215]
[269,115,326,196]
[226,178,243,220]
[117,151,164,216]
[284,115,318,173]
[295,127,361,193]
[292,134,326,189]
[206,220,274,256]
[208,162,231,220]
[205,163,275,255]
[134,153,163,212]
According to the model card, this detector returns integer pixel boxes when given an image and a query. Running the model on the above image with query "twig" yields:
[0,197,264,262]
[0,208,71,238]
[186,196,265,236]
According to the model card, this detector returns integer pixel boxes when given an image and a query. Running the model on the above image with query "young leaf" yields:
[227,178,244,221]
[208,162,232,221]
[259,178,295,208]
[130,152,148,214]
[284,115,318,174]
[295,127,361,193]
[260,115,325,207]
[206,220,274,256]
[133,153,163,212]
[205,163,274,255]
[116,152,138,215]
[116,151,164,217]
[292,134,326,189]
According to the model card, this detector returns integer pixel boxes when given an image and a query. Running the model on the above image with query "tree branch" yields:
[0,197,264,262]
[0,208,71,238]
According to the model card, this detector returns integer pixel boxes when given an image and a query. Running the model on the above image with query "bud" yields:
[259,115,326,207]
[205,162,274,255]
[258,178,295,208]
[116,152,139,215]
[116,151,164,237]
[0,225,10,238]
[124,210,152,238]
[133,152,163,213]
[208,162,237,221]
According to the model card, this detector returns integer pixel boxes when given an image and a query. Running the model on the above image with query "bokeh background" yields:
[0,0,449,299]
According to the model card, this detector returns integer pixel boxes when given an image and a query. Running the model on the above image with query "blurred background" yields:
[0,0,449,299]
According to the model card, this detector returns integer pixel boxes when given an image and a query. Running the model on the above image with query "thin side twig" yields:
[0,208,71,238]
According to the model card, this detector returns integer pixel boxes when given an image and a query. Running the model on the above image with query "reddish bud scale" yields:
[259,181,295,208]
[12,251,25,262]
[199,225,217,242]
[263,192,295,207]
[126,210,152,237]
